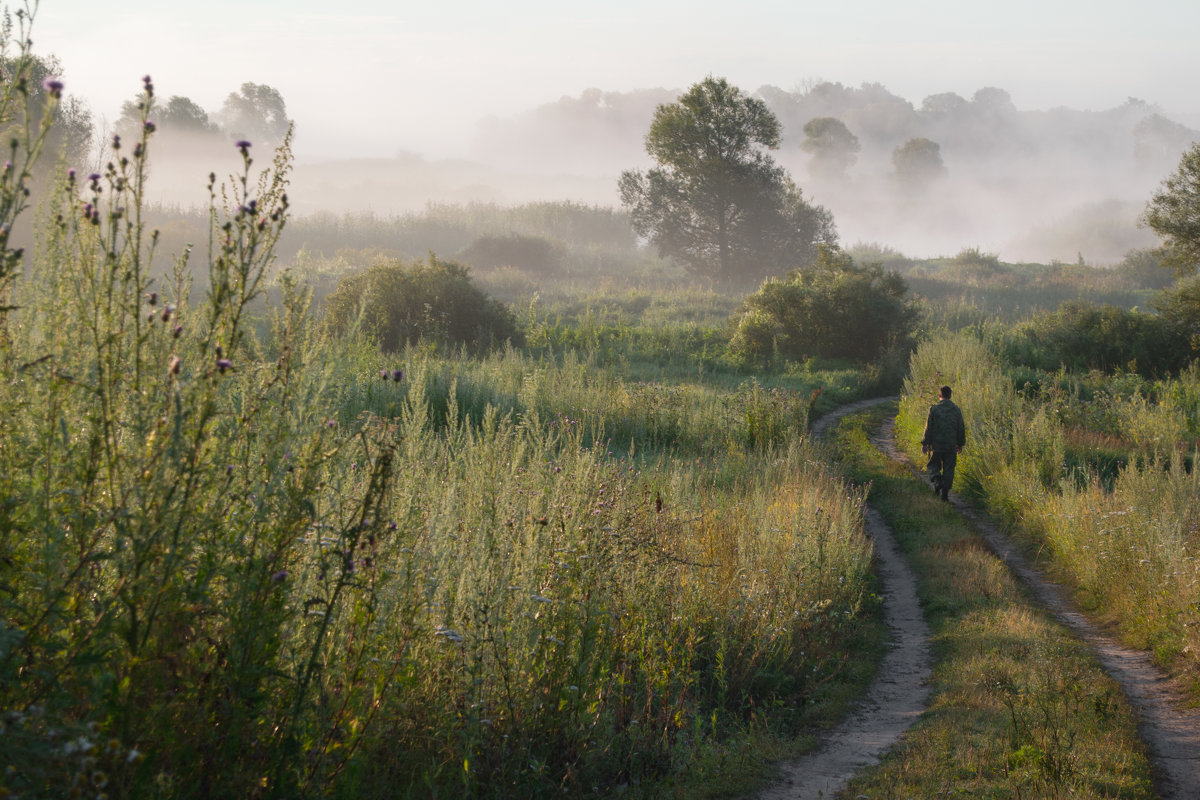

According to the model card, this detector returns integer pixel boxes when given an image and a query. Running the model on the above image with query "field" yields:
[3,25,1200,800]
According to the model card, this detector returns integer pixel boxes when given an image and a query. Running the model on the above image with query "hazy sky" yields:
[34,0,1200,161]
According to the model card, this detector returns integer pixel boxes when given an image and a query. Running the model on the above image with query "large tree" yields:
[619,77,834,284]
[1143,141,1200,277]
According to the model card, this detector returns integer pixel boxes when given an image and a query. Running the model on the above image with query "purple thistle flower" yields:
[380,369,389,380]
[146,291,157,306]
[392,369,404,382]
[42,78,63,98]
[271,570,288,583]
[235,140,251,154]
[173,325,183,338]
[87,173,101,183]
[216,358,233,374]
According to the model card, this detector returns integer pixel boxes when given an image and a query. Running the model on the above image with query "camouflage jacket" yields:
[921,398,966,452]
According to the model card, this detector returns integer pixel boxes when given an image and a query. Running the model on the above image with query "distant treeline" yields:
[475,82,1199,180]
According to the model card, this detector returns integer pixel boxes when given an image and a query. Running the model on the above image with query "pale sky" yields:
[33,0,1200,161]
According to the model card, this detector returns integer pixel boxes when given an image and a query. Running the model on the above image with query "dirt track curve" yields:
[756,397,1200,800]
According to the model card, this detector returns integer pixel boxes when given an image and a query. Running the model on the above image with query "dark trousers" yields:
[926,450,957,495]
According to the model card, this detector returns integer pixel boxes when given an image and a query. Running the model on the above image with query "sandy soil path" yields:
[757,398,1200,799]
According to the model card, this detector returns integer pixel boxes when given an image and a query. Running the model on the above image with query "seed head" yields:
[168,355,181,375]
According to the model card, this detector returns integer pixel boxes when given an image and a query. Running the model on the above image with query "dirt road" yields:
[757,398,1200,799]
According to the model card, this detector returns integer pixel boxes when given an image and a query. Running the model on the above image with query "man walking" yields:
[921,385,966,502]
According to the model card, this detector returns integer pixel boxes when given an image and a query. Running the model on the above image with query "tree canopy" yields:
[1143,141,1200,277]
[619,76,835,284]
[800,117,860,179]
[892,137,946,190]
[218,82,291,147]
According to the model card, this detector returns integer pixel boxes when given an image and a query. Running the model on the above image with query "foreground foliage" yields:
[0,49,880,799]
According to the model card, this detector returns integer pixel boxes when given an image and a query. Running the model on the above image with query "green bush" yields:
[730,245,917,364]
[1001,301,1185,376]
[322,254,522,352]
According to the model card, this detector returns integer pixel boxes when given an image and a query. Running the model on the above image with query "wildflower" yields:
[161,304,173,322]
[380,369,389,380]
[271,570,288,582]
[168,355,181,375]
[235,140,252,155]
[216,358,233,374]
[144,120,156,134]
[42,77,63,98]
[392,369,404,382]
[111,134,121,150]
[146,291,157,306]
[172,325,183,338]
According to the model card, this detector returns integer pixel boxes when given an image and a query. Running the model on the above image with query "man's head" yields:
[940,385,952,399]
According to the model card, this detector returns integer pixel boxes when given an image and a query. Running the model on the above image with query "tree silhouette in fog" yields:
[619,76,835,285]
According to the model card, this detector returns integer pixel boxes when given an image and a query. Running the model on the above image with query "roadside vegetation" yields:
[832,404,1155,798]
[896,333,1200,704]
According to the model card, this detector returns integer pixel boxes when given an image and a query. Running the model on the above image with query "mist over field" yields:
[134,80,1197,265]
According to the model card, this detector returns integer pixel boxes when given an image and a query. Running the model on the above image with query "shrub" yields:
[457,232,566,275]
[730,245,917,364]
[1002,301,1185,376]
[322,254,522,351]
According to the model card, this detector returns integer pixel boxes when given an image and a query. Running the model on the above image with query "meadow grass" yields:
[833,405,1155,799]
[0,50,885,799]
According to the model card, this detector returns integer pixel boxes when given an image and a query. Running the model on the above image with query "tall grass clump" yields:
[0,32,880,799]
[897,331,1200,697]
